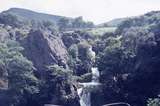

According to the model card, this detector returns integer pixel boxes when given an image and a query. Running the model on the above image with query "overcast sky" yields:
[0,0,160,24]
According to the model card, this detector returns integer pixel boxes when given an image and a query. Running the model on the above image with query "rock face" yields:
[0,25,10,42]
[61,32,81,48]
[0,26,9,90]
[61,31,93,48]
[52,83,80,106]
[0,64,8,89]
[21,30,69,76]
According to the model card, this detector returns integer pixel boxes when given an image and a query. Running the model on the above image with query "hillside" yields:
[0,8,94,29]
[98,10,160,28]
[98,18,128,27]
[2,8,72,24]
[117,11,160,33]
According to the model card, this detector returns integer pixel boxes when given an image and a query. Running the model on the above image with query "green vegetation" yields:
[58,16,94,31]
[1,8,160,106]
[148,97,160,106]
[68,41,93,76]
[92,11,160,106]
[86,27,117,37]
[0,40,39,106]
[0,13,23,27]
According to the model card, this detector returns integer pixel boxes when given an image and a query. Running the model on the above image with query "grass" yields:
[86,27,117,36]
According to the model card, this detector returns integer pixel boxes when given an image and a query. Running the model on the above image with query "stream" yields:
[77,47,100,106]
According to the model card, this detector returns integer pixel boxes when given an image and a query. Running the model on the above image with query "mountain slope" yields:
[1,8,94,29]
[2,8,72,24]
[98,18,128,27]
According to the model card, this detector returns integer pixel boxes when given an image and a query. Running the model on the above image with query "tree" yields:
[68,44,78,59]
[58,17,70,31]
[85,21,94,28]
[147,97,160,106]
[0,40,39,106]
[72,16,84,28]
[0,13,22,27]
[39,64,79,106]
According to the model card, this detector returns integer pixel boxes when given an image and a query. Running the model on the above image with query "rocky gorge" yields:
[0,8,160,106]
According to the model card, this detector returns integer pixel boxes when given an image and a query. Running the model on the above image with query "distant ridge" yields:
[98,10,160,27]
[2,8,73,24]
[98,18,129,27]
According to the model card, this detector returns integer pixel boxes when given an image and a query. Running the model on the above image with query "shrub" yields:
[147,97,160,106]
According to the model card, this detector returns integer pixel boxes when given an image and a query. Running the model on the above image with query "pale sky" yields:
[0,0,160,24]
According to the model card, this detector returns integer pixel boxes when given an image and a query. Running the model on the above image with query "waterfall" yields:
[91,67,99,83]
[77,88,91,106]
[77,47,100,106]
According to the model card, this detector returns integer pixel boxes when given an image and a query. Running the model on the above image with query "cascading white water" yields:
[91,67,99,83]
[77,47,100,106]
[78,87,91,106]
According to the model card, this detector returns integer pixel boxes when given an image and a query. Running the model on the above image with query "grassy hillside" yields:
[98,18,128,27]
[2,8,71,24]
[86,27,117,36]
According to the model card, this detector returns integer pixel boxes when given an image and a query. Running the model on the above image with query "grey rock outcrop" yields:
[0,25,10,42]
[61,31,93,48]
[0,64,8,90]
[21,30,69,76]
